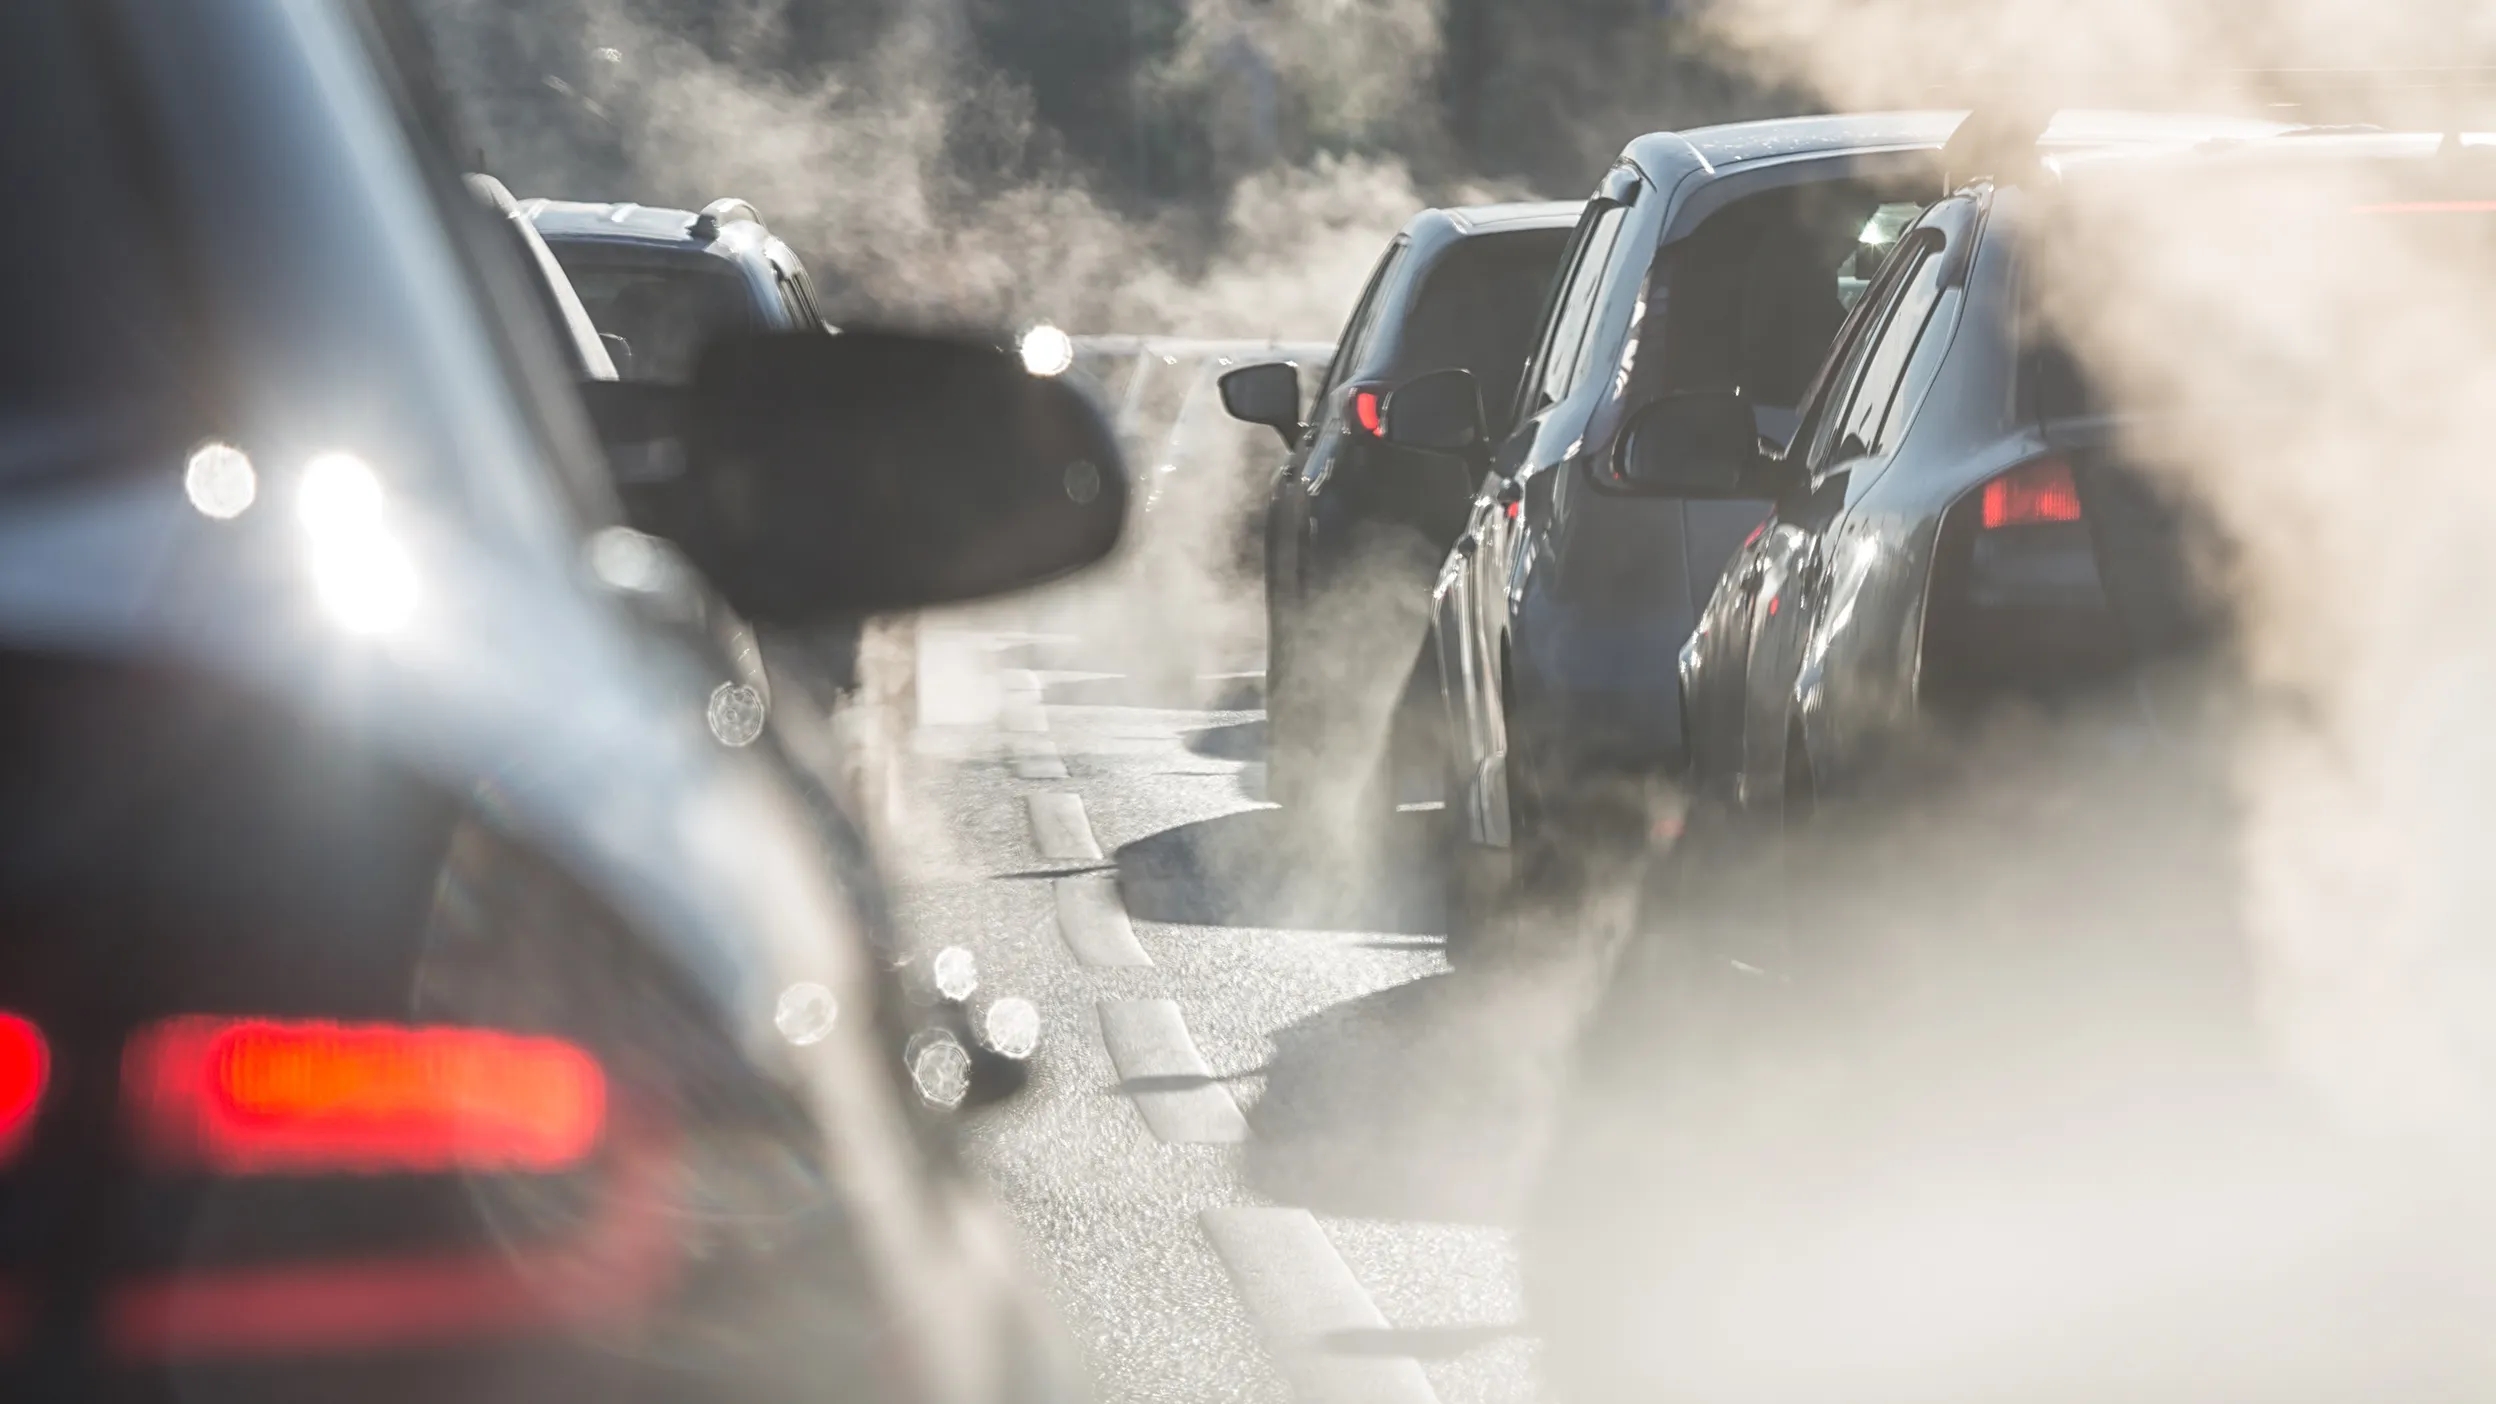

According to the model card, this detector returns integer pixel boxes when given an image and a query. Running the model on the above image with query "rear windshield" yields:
[547,246,758,383]
[1387,228,1572,432]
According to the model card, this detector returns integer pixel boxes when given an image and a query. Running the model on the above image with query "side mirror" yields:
[1611,392,1768,497]
[599,332,634,379]
[1218,361,1302,445]
[1380,367,1487,456]
[599,329,1127,624]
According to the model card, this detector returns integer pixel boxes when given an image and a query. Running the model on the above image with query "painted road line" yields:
[1025,792,1104,862]
[1053,876,1150,967]
[1097,1000,1246,1143]
[1199,1207,1441,1404]
[1009,734,1070,780]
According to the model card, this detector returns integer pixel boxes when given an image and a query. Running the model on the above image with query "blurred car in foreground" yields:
[0,0,1120,1398]
[1383,110,2284,935]
[1216,202,1580,816]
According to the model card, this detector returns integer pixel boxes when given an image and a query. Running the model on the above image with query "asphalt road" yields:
[883,598,1624,1404]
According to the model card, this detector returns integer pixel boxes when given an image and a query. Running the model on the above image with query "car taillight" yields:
[1350,387,1384,437]
[128,1018,605,1175]
[1980,456,2082,530]
[0,1014,48,1163]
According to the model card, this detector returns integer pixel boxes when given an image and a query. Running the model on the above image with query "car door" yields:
[1682,225,1917,808]
[1736,223,1958,814]
[1440,187,1634,842]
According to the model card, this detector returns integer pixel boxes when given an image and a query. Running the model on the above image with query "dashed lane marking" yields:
[1054,875,1151,967]
[1025,792,1104,862]
[1199,1207,1442,1404]
[1009,734,1070,780]
[1097,999,1247,1143]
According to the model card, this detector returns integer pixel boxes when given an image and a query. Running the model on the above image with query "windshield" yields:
[548,247,757,383]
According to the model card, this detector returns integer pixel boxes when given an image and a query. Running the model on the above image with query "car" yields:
[1382,110,2286,900]
[523,195,835,382]
[1526,122,2496,1403]
[0,0,1122,1399]
[523,195,876,690]
[1666,124,2474,845]
[1216,201,1581,817]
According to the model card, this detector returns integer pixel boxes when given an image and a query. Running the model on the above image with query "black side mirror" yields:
[1380,367,1487,456]
[1218,361,1303,445]
[1611,392,1768,497]
[598,332,634,378]
[596,329,1126,624]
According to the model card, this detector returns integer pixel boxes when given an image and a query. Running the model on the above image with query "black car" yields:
[525,197,835,382]
[1385,112,2283,876]
[0,0,1119,1398]
[1526,126,2496,1403]
[1669,127,2476,838]
[1218,200,1580,816]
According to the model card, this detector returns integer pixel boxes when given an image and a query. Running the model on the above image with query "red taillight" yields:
[1980,457,2083,530]
[129,1018,605,1175]
[0,1015,48,1162]
[1351,388,1384,437]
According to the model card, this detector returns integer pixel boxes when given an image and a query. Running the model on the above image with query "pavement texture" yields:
[878,602,1625,1404]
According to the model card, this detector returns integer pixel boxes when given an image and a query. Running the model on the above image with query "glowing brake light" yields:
[1980,457,2082,530]
[1351,388,1384,437]
[0,1015,49,1162]
[129,1018,605,1175]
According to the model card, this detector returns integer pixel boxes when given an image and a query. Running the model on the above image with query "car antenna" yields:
[688,197,762,243]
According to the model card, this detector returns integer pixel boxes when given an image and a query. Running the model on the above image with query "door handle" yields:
[1455,533,1480,558]
[1494,479,1523,507]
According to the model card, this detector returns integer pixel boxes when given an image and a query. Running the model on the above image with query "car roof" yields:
[1633,109,2294,178]
[519,198,778,260]
[1440,199,1587,234]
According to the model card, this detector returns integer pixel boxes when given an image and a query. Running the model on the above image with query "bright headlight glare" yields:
[1020,323,1075,377]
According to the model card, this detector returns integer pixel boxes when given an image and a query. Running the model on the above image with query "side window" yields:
[1529,202,1629,412]
[1321,240,1406,400]
[1828,234,1949,459]
[1793,232,1926,472]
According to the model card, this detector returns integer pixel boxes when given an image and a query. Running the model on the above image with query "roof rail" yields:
[687,197,762,242]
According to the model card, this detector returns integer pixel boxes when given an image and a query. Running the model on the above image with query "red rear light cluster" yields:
[128,1018,606,1175]
[1980,457,2083,530]
[1350,387,1384,437]
[0,1015,48,1163]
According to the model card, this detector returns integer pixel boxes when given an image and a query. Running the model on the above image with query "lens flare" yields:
[183,443,257,520]
[1020,323,1075,377]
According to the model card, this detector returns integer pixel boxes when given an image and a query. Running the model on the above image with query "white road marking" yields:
[1009,734,1070,780]
[1053,876,1151,967]
[1199,1207,1442,1404]
[1097,999,1247,1143]
[1026,792,1104,862]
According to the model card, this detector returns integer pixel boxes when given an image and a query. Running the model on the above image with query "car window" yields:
[1648,182,1920,416]
[1829,233,1949,459]
[1529,202,1629,413]
[552,250,757,383]
[1390,227,1574,437]
[1321,240,1408,399]
[1791,232,1929,473]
